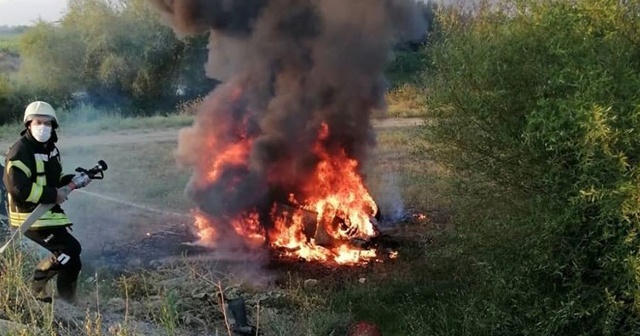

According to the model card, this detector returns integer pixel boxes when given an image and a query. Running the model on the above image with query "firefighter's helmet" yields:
[23,101,58,128]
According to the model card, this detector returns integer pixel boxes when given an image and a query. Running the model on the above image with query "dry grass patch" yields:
[367,126,450,214]
[60,140,192,214]
[385,84,428,118]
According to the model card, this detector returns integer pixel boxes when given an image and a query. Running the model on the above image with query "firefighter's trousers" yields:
[24,226,82,302]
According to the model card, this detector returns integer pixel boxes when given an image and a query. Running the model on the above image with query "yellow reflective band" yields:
[8,210,71,228]
[7,160,32,178]
[35,158,46,186]
[25,183,43,203]
[35,159,44,173]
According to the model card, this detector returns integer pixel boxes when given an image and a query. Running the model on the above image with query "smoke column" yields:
[148,0,427,250]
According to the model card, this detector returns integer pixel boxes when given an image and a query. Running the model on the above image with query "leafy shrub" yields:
[0,75,28,125]
[424,0,640,334]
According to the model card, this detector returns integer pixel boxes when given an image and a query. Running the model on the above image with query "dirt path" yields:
[0,117,424,151]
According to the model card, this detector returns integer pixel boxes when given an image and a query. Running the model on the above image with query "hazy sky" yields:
[0,0,67,26]
[0,0,463,27]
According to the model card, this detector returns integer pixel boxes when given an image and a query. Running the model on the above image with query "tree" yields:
[16,0,210,114]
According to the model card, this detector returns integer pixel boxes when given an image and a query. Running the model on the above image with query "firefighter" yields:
[2,101,91,303]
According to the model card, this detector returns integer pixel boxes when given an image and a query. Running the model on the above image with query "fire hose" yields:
[0,160,108,254]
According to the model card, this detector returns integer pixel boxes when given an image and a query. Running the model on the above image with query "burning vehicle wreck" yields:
[149,0,427,265]
[182,95,393,265]
[178,83,397,265]
[190,190,388,265]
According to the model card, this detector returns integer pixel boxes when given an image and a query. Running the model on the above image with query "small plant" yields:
[159,289,181,335]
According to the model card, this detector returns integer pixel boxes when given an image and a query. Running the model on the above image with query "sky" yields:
[0,0,67,26]
[0,0,464,27]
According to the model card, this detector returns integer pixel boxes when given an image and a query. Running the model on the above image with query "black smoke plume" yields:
[148,0,428,247]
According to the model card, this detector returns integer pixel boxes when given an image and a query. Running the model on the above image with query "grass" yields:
[0,105,195,142]
[385,84,428,118]
[0,247,52,333]
[58,113,194,134]
[61,140,193,213]
[0,35,20,54]
[366,127,450,213]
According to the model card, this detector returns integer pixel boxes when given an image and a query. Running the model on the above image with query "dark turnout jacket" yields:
[3,131,74,229]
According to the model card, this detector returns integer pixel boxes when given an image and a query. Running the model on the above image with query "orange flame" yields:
[231,212,267,247]
[193,211,217,246]
[205,140,252,184]
[192,119,383,265]
[302,123,378,240]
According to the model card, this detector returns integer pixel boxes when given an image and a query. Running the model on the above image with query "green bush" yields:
[384,50,431,117]
[0,75,29,125]
[424,0,640,334]
[0,37,19,54]
[386,49,430,88]
[0,26,25,53]
[15,0,210,115]
[0,74,13,123]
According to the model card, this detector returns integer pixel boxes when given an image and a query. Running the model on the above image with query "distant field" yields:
[0,51,20,73]
[0,33,21,73]
[0,34,20,54]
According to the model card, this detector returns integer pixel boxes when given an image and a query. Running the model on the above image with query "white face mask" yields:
[31,124,52,143]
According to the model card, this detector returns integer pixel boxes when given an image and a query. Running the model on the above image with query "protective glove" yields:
[56,186,73,204]
[71,172,91,189]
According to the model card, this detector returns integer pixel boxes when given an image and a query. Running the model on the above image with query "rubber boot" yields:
[31,256,59,304]
[57,280,78,304]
